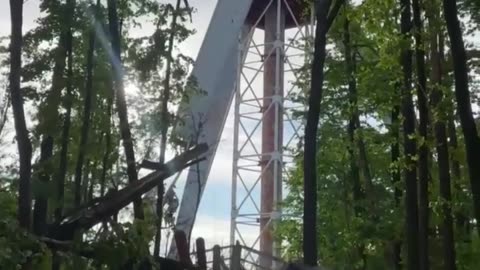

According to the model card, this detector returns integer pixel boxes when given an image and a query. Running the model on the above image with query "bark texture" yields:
[442,0,480,234]
[412,0,430,268]
[57,0,75,213]
[400,0,420,267]
[344,16,368,269]
[74,2,97,207]
[9,0,33,229]
[303,0,332,265]
[429,27,457,270]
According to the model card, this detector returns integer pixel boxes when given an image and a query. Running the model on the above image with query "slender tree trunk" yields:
[51,6,79,260]
[303,0,332,265]
[88,173,95,203]
[33,15,70,235]
[39,37,68,220]
[400,0,420,268]
[412,0,430,268]
[391,99,402,270]
[101,99,113,198]
[0,92,11,138]
[82,160,91,203]
[9,0,33,230]
[56,66,73,213]
[74,2,97,207]
[439,28,470,237]
[347,117,363,214]
[100,123,111,232]
[107,0,144,219]
[343,16,367,270]
[343,14,373,197]
[100,73,114,200]
[356,125,373,194]
[443,0,480,234]
[448,116,469,234]
[447,118,461,186]
[88,162,98,202]
[153,0,182,257]
[33,137,53,235]
[447,118,461,184]
[57,0,75,216]
[343,13,356,255]
[34,1,73,232]
[429,24,457,270]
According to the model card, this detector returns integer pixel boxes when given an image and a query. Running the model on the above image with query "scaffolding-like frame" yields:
[230,0,314,268]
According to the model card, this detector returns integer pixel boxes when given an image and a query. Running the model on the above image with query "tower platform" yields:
[247,0,309,29]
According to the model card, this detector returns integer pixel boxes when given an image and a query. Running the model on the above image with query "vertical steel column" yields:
[231,25,252,250]
[230,1,311,268]
[261,0,285,268]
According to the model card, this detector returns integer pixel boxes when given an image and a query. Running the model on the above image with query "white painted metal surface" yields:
[230,0,313,267]
[170,0,313,265]
[170,0,254,256]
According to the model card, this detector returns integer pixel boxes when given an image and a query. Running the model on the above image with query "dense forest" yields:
[1,0,479,269]
[281,0,480,269]
[2,0,202,269]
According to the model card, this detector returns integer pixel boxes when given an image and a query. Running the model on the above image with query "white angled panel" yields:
[170,0,254,257]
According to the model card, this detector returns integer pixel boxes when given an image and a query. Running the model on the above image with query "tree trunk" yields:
[390,93,402,270]
[0,92,11,138]
[356,125,373,193]
[439,27,470,237]
[448,116,469,234]
[400,0,420,268]
[74,1,97,208]
[100,99,113,198]
[88,162,97,203]
[343,16,367,270]
[34,0,75,230]
[303,0,332,265]
[50,144,208,240]
[57,21,73,211]
[107,0,144,219]
[153,0,182,257]
[33,137,53,235]
[9,0,33,230]
[412,0,430,268]
[100,63,113,200]
[33,0,73,233]
[429,19,457,270]
[57,0,75,215]
[49,0,76,260]
[82,160,91,204]
[442,0,480,235]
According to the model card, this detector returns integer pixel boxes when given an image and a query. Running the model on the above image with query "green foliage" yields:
[90,219,158,269]
[0,0,478,268]
[277,0,480,269]
[0,191,52,270]
[0,0,200,268]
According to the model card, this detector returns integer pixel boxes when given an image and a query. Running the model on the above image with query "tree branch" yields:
[326,0,345,31]
[49,143,209,240]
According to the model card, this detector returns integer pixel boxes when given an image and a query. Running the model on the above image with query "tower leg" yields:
[261,0,285,268]
[231,24,253,255]
[231,0,311,268]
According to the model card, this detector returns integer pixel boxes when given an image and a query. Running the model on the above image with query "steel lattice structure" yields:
[170,1,313,267]
[230,0,313,268]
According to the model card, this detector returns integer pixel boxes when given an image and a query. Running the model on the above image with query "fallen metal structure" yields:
[48,144,208,241]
